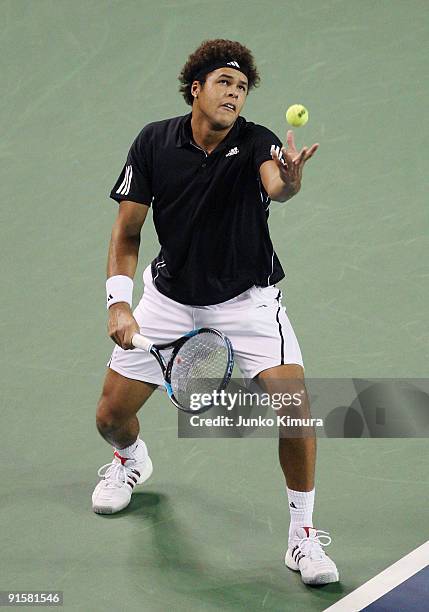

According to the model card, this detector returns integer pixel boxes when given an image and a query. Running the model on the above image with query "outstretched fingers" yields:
[304,143,319,161]
[286,130,296,149]
[292,147,308,165]
[291,143,319,165]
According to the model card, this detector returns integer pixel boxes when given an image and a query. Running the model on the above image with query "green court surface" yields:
[1,1,428,610]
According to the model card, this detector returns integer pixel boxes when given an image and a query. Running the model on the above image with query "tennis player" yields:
[92,39,339,585]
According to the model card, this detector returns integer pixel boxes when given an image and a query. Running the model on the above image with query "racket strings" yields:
[170,333,230,409]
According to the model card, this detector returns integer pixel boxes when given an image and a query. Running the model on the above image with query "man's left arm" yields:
[260,130,319,203]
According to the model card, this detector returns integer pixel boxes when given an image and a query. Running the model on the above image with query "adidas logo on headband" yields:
[193,60,246,82]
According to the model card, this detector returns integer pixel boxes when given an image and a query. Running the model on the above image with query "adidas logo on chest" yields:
[225,146,239,157]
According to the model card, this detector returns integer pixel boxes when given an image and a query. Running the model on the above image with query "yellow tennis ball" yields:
[286,104,309,127]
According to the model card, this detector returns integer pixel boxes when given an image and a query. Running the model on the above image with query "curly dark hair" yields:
[179,39,260,106]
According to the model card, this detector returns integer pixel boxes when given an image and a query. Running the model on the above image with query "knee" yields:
[96,396,126,435]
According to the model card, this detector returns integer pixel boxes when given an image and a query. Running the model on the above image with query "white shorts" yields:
[108,266,303,385]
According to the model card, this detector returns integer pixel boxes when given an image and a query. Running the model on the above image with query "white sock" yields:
[287,487,315,542]
[115,437,147,460]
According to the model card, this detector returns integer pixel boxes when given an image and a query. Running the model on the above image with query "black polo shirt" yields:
[110,113,285,305]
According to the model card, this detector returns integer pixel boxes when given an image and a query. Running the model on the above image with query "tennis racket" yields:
[131,328,234,414]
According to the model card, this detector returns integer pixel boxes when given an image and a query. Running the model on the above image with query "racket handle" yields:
[131,333,153,352]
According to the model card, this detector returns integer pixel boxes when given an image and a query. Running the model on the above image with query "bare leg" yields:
[256,364,316,492]
[96,368,157,449]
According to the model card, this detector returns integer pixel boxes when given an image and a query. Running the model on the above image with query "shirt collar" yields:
[176,112,245,151]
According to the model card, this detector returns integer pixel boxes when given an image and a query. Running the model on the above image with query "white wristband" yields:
[106,275,134,309]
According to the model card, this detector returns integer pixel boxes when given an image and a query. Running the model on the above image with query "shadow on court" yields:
[102,490,344,611]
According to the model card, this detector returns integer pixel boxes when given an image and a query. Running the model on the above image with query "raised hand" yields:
[271,130,319,196]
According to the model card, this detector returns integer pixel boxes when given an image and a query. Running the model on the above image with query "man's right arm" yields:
[107,201,150,349]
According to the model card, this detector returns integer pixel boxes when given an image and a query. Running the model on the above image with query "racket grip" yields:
[131,333,153,352]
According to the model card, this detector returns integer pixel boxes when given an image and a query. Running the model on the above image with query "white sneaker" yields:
[92,445,153,514]
[285,527,339,585]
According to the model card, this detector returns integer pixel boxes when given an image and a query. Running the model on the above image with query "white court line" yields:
[324,540,429,612]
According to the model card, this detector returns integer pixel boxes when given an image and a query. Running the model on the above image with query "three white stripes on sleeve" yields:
[270,145,285,165]
[116,165,133,195]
